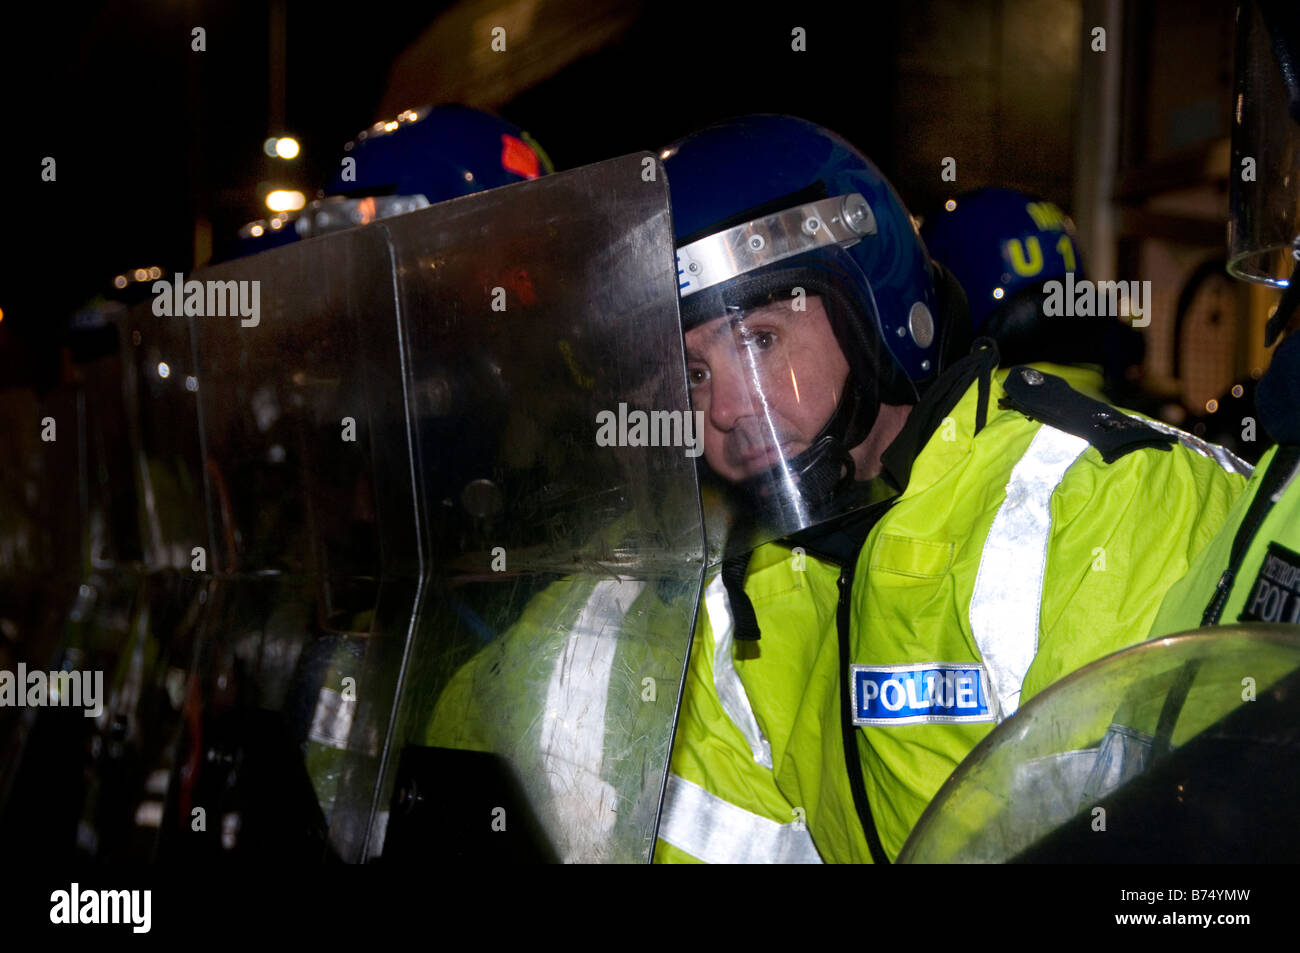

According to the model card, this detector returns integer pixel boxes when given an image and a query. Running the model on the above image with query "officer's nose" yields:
[705,352,758,432]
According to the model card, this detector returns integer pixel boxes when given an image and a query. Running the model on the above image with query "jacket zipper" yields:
[837,564,890,864]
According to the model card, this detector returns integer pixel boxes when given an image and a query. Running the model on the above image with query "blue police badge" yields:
[850,662,995,726]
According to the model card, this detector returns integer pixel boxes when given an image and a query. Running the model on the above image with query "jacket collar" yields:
[881,342,1000,494]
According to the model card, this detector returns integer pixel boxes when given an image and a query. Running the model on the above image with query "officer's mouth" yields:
[734,441,796,476]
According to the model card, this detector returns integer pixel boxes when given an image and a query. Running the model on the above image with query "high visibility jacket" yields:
[423,543,832,865]
[653,545,838,863]
[424,572,694,863]
[1150,443,1300,634]
[658,362,1250,863]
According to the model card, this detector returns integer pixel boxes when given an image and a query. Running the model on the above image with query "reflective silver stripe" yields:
[307,687,354,750]
[705,574,773,769]
[658,773,822,864]
[1127,414,1254,478]
[1008,726,1156,825]
[1272,454,1300,504]
[1008,749,1102,825]
[676,193,875,297]
[969,425,1090,721]
[1081,723,1156,801]
[540,578,645,862]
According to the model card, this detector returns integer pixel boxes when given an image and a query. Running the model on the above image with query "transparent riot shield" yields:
[5,265,280,861]
[0,383,84,825]
[380,153,702,864]
[150,224,416,864]
[899,626,1300,863]
[53,153,701,865]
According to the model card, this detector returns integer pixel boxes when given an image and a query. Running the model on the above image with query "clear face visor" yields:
[677,194,912,556]
[1229,1,1300,288]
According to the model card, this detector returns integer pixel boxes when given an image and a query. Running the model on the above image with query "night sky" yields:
[1,2,929,388]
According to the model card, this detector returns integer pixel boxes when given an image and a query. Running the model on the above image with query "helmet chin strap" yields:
[730,372,877,529]
[712,374,875,646]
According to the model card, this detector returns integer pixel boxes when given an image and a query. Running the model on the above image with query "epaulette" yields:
[999,365,1176,464]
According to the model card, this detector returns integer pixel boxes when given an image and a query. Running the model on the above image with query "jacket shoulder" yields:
[998,365,1176,464]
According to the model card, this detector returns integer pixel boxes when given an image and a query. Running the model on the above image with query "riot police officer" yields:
[651,115,1249,864]
[921,187,1144,403]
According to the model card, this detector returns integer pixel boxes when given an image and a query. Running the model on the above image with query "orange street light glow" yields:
[266,190,306,212]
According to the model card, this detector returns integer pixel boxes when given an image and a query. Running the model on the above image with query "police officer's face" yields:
[684,295,850,482]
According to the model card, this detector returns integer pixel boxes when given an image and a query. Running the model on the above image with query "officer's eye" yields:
[687,365,710,389]
[741,329,777,351]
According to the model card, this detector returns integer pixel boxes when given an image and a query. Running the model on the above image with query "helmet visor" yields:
[680,234,913,557]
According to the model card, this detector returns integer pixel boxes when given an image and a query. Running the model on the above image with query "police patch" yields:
[1239,542,1300,625]
[850,662,994,726]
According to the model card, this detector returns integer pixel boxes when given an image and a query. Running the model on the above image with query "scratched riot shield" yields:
[0,322,171,861]
[0,382,84,826]
[3,282,226,861]
[381,153,703,864]
[93,153,701,864]
[900,626,1300,863]
[119,223,416,864]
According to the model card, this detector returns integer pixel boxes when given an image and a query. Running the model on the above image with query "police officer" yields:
[421,114,968,864]
[921,187,1143,403]
[652,114,948,863]
[650,115,1250,864]
[1149,0,1300,635]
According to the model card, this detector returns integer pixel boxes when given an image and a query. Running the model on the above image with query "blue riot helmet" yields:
[662,115,945,537]
[920,188,1106,368]
[298,104,553,237]
[231,105,552,256]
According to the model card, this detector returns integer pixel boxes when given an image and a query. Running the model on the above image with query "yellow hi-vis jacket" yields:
[655,363,1250,863]
[653,544,839,863]
[1149,443,1300,634]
